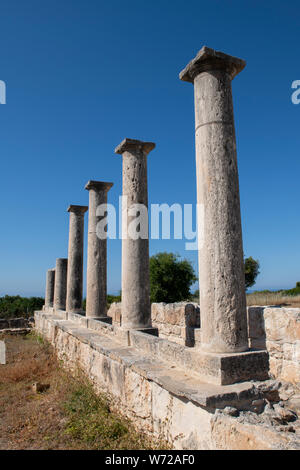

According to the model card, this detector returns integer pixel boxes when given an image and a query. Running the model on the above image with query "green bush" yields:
[82,293,121,312]
[150,252,197,303]
[280,283,300,296]
[245,257,260,290]
[107,293,121,306]
[0,295,44,319]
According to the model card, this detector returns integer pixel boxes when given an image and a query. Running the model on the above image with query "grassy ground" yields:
[246,292,300,307]
[0,332,165,450]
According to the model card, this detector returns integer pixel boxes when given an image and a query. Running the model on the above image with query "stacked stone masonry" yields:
[35,309,300,450]
[107,302,300,385]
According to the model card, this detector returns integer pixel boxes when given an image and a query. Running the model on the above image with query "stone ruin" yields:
[35,46,300,449]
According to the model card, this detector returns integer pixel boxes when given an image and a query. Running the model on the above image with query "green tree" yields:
[0,295,44,319]
[150,252,197,303]
[244,257,260,290]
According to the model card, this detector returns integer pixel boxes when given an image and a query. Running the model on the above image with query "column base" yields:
[196,348,269,385]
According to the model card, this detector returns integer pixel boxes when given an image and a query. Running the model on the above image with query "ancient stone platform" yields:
[35,309,300,449]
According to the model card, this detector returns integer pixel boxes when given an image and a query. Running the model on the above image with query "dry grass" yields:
[0,332,166,450]
[246,292,300,308]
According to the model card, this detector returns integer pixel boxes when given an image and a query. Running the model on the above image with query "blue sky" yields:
[0,0,299,296]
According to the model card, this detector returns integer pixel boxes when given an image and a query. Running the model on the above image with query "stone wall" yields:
[248,307,300,385]
[0,317,34,330]
[34,310,300,450]
[151,302,200,346]
[108,303,300,386]
[107,302,200,347]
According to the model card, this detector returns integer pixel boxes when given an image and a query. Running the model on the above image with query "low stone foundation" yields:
[248,307,300,385]
[35,309,300,449]
[0,317,34,330]
[108,302,300,386]
[108,302,200,346]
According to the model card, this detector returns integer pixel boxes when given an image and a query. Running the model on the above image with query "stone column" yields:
[180,46,248,353]
[66,205,88,313]
[53,258,68,310]
[45,268,55,309]
[85,181,113,319]
[115,138,154,330]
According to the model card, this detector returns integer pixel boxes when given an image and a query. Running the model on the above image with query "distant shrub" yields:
[0,295,44,319]
[245,257,260,290]
[150,252,197,303]
[107,293,121,306]
[82,293,121,312]
[281,283,300,297]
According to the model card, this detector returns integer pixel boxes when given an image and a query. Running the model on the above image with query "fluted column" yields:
[180,46,248,353]
[85,181,113,318]
[66,205,88,313]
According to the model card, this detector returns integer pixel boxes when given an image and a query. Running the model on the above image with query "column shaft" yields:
[115,138,155,329]
[180,47,248,353]
[45,268,55,308]
[85,181,113,318]
[53,258,68,310]
[66,205,88,313]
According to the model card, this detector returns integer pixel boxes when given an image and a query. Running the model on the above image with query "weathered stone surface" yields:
[115,138,155,330]
[247,306,266,349]
[39,308,267,386]
[151,302,200,347]
[179,46,246,83]
[66,205,88,313]
[211,411,300,450]
[53,258,68,311]
[180,47,248,354]
[0,328,31,335]
[0,317,34,330]
[85,181,113,318]
[0,340,5,364]
[108,302,200,346]
[35,310,300,449]
[248,307,300,384]
[107,302,122,325]
[35,311,263,406]
[45,268,55,308]
[109,303,299,385]
[129,326,268,386]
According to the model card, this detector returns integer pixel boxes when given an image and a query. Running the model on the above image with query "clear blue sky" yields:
[0,0,299,296]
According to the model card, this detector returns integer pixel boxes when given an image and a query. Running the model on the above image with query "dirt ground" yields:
[0,332,162,450]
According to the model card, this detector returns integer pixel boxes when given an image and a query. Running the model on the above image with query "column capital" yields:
[179,46,246,83]
[115,138,155,156]
[67,205,88,215]
[85,180,113,192]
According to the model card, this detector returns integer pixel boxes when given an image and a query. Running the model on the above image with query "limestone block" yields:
[247,306,266,349]
[107,302,122,325]
[264,308,300,342]
[211,412,300,450]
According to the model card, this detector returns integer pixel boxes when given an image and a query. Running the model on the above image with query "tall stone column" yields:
[115,138,154,330]
[53,258,68,310]
[85,181,113,319]
[45,268,55,308]
[66,205,88,313]
[180,46,248,353]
